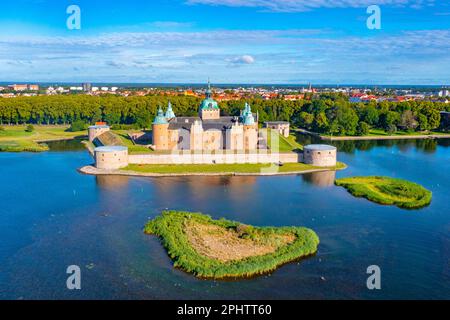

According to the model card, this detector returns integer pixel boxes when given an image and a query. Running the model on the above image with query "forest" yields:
[0,93,448,136]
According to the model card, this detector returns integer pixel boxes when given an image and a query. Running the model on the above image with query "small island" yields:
[144,211,320,279]
[335,176,432,209]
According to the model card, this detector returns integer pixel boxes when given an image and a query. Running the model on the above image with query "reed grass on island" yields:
[144,211,320,279]
[125,162,346,175]
[335,176,432,209]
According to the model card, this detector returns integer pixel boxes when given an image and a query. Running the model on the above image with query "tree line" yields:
[0,93,448,135]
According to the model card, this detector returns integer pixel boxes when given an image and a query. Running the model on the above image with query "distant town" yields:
[1,82,449,104]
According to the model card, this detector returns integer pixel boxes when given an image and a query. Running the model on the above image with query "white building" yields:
[439,90,450,97]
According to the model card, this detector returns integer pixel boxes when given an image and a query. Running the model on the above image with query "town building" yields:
[8,84,39,91]
[152,82,259,152]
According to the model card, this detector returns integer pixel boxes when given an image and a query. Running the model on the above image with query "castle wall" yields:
[227,124,244,150]
[202,130,223,151]
[190,121,204,151]
[200,109,220,120]
[168,129,179,150]
[129,151,301,165]
[243,125,258,151]
[88,126,110,142]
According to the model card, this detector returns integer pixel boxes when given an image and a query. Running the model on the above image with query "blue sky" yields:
[1,0,449,84]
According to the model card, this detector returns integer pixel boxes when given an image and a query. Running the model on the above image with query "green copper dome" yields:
[153,106,168,125]
[165,101,176,119]
[243,103,255,125]
[242,102,251,118]
[199,81,219,110]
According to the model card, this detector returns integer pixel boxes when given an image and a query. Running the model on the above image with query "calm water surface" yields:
[0,138,449,299]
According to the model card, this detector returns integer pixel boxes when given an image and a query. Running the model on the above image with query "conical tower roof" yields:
[153,106,168,125]
[165,101,176,119]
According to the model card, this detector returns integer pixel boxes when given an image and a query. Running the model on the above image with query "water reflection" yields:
[45,138,86,151]
[302,171,336,187]
[96,175,130,190]
[151,175,258,204]
[296,133,443,154]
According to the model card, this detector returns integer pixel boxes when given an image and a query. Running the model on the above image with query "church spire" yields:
[206,78,212,99]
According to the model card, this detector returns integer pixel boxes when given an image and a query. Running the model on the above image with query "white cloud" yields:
[186,0,435,12]
[1,29,449,84]
[230,55,255,64]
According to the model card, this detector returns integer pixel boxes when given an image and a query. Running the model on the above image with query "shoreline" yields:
[78,164,346,178]
[295,129,450,141]
[321,134,450,141]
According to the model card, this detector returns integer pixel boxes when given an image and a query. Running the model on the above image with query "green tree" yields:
[380,111,400,130]
[399,110,418,132]
[357,122,370,136]
[299,112,314,130]
[418,114,429,131]
[314,112,329,133]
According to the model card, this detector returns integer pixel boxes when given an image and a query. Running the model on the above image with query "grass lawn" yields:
[368,129,448,136]
[124,162,346,175]
[0,125,86,152]
[335,176,432,209]
[265,129,303,153]
[144,211,319,279]
[112,130,154,154]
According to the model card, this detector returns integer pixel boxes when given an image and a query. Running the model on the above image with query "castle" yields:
[152,82,259,152]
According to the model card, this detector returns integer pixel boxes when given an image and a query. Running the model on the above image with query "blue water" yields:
[0,139,449,300]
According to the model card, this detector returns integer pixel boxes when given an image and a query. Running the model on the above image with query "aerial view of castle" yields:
[152,82,259,152]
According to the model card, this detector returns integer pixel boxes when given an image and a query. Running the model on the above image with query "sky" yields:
[0,0,449,84]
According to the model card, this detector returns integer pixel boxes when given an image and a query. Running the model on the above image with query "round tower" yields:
[152,106,169,151]
[303,144,337,167]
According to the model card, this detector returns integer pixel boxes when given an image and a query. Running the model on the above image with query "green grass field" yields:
[367,129,448,137]
[124,162,346,175]
[335,176,432,209]
[0,125,86,152]
[265,129,303,153]
[112,130,154,154]
[144,211,320,279]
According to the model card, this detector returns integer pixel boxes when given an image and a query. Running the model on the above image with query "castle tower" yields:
[165,101,176,120]
[190,120,204,151]
[242,103,258,151]
[199,80,220,120]
[152,106,169,151]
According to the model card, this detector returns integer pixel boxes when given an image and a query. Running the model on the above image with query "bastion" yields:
[94,146,129,170]
[303,144,337,167]
[88,125,110,142]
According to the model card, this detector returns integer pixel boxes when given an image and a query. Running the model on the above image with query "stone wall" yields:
[88,126,110,142]
[129,152,302,165]
[200,108,220,120]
